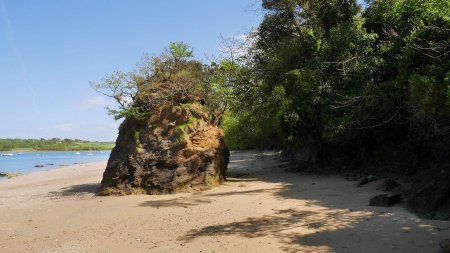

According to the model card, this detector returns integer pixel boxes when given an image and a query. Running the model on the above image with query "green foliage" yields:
[90,70,140,120]
[167,41,193,60]
[221,85,288,149]
[222,0,449,170]
[93,41,232,125]
[361,0,450,144]
[173,117,200,142]
[0,139,114,151]
[108,106,149,121]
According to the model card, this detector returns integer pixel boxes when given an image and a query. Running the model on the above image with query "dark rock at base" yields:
[441,239,450,253]
[99,103,229,195]
[382,178,400,191]
[405,151,450,220]
[369,193,401,207]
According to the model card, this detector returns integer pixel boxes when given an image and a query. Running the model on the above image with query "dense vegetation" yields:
[221,0,450,173]
[0,139,115,151]
[95,0,449,174]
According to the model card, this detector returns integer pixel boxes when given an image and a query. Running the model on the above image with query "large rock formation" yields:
[406,150,450,220]
[99,103,229,195]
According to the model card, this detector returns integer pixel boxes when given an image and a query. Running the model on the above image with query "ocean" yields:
[0,151,111,175]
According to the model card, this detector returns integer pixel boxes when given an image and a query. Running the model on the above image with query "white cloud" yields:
[82,96,109,108]
[55,123,74,132]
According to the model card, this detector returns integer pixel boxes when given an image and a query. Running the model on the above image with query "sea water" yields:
[0,151,111,175]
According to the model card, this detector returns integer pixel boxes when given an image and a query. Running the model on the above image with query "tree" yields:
[92,42,232,125]
[91,42,199,120]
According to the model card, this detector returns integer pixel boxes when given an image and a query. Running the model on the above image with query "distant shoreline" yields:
[0,139,115,152]
[0,150,112,153]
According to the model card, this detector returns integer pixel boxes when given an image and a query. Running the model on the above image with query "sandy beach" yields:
[0,150,449,253]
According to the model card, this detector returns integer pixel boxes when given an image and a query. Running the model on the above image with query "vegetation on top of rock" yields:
[91,42,234,125]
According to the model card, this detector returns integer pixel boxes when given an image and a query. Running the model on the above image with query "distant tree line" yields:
[0,138,115,151]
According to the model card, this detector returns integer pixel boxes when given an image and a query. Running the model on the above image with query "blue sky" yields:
[0,0,261,141]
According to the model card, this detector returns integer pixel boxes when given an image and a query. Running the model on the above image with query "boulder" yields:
[369,193,401,207]
[99,103,229,195]
[405,151,450,220]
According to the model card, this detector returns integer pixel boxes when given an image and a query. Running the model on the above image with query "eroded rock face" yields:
[99,103,229,195]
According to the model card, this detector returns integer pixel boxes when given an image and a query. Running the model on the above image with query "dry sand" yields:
[0,150,449,253]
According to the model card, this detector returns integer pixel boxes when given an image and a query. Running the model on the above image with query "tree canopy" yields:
[221,0,450,171]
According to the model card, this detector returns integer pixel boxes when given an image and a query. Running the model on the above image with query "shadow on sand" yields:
[139,188,283,208]
[169,150,449,252]
[180,208,370,253]
[50,183,101,197]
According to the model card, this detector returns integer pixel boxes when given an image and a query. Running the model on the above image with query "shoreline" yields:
[0,160,107,179]
[0,160,107,177]
[0,161,107,208]
[0,151,449,252]
[0,151,110,175]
